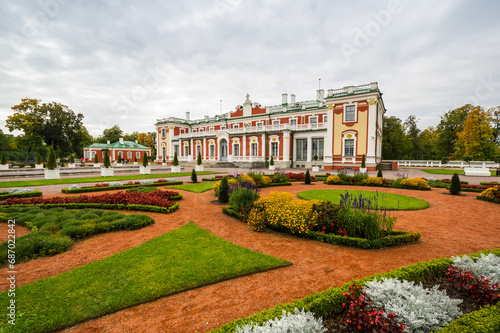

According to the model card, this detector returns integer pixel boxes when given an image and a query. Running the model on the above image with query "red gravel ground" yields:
[0,182,499,332]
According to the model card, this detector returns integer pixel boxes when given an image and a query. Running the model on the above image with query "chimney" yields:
[186,112,190,121]
[316,89,325,102]
[205,115,209,122]
[327,89,333,97]
[291,94,296,104]
[282,93,288,105]
[119,137,124,144]
[107,140,110,145]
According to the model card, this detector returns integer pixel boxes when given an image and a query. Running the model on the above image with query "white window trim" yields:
[344,104,357,123]
[342,131,357,158]
[269,136,280,158]
[289,118,297,126]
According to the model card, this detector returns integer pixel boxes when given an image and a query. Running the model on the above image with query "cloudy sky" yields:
[1,0,499,137]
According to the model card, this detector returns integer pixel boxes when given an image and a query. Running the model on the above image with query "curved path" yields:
[0,182,499,333]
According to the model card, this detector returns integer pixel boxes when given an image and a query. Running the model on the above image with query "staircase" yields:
[214,162,237,168]
[377,162,393,170]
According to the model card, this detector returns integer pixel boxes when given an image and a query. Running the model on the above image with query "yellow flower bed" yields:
[478,185,500,203]
[250,191,318,234]
[239,174,257,186]
[325,175,342,185]
[399,177,430,190]
[260,175,272,186]
[212,178,238,196]
[361,177,384,186]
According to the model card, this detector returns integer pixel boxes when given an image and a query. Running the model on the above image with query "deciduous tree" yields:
[435,105,472,159]
[454,106,496,160]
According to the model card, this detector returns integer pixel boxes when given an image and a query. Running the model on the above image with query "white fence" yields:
[384,160,499,168]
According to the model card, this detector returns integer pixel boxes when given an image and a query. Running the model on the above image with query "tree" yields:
[489,106,500,145]
[197,151,202,165]
[0,129,15,151]
[46,147,57,170]
[377,169,383,178]
[172,152,179,166]
[103,149,110,168]
[304,169,311,184]
[117,154,122,163]
[137,132,156,156]
[449,173,461,195]
[435,105,472,159]
[96,125,123,144]
[36,153,42,164]
[191,169,198,183]
[142,153,149,167]
[218,176,229,203]
[94,154,99,163]
[123,131,139,142]
[382,116,407,159]
[419,127,439,160]
[69,154,75,164]
[361,154,366,168]
[403,115,422,159]
[454,106,496,160]
[0,152,7,165]
[270,156,274,166]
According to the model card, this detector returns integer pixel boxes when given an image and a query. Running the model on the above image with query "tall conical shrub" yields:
[69,154,75,164]
[218,176,229,203]
[117,154,122,163]
[94,154,99,163]
[173,152,179,166]
[1,152,7,165]
[47,147,57,170]
[377,168,383,178]
[163,156,166,163]
[361,154,366,168]
[142,153,149,167]
[191,169,198,183]
[270,156,274,166]
[103,149,110,168]
[304,169,311,184]
[449,173,461,195]
[197,151,202,165]
[36,153,42,164]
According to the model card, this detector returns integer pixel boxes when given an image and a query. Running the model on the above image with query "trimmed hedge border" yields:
[221,207,421,249]
[61,181,184,194]
[258,182,292,188]
[0,191,43,201]
[479,182,500,186]
[210,248,500,333]
[477,196,500,204]
[0,202,180,214]
[436,304,500,333]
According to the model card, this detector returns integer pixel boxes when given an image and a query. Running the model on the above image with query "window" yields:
[127,152,132,159]
[199,128,204,132]
[323,115,328,123]
[296,139,307,161]
[161,128,166,138]
[256,122,263,130]
[310,117,318,128]
[289,119,297,127]
[233,143,239,156]
[312,138,324,160]
[184,145,189,156]
[271,142,278,157]
[251,143,258,156]
[91,151,96,158]
[233,124,239,129]
[196,145,201,156]
[221,126,226,130]
[210,144,215,157]
[136,152,141,159]
[118,152,123,159]
[344,139,354,157]
[273,120,280,129]
[345,105,356,122]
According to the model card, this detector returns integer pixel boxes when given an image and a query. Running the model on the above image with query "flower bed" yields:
[461,184,497,193]
[324,174,434,191]
[210,248,500,333]
[61,179,183,194]
[283,172,317,182]
[1,190,182,214]
[0,189,43,201]
[477,185,500,204]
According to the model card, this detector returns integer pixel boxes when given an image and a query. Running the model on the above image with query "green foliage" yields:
[126,186,159,193]
[142,153,148,167]
[269,155,274,166]
[229,186,260,217]
[361,154,366,168]
[36,153,42,164]
[436,105,472,159]
[377,169,383,177]
[103,149,110,168]
[162,155,166,163]
[382,115,407,159]
[218,176,230,203]
[94,124,123,144]
[197,151,202,165]
[310,201,340,233]
[0,190,42,201]
[62,181,182,194]
[304,170,311,184]
[191,169,198,183]
[173,151,179,166]
[449,173,462,195]
[117,154,122,163]
[46,146,57,170]
[0,152,6,165]
[94,154,99,163]
[436,304,500,333]
[69,154,75,163]
[441,157,449,165]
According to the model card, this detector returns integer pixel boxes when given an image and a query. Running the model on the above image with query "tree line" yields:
[1,98,156,161]
[382,104,500,161]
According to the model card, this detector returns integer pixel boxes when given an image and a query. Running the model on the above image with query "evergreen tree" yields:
[134,156,137,163]
[103,149,110,168]
[173,152,179,166]
[94,154,99,163]
[162,156,166,163]
[69,154,75,164]
[197,151,202,165]
[47,147,57,170]
[117,154,122,163]
[377,169,383,178]
[0,152,7,165]
[191,169,198,183]
[218,176,229,203]
[361,154,366,168]
[270,156,274,166]
[304,169,311,184]
[142,153,149,167]
[449,173,461,195]
[36,153,42,164]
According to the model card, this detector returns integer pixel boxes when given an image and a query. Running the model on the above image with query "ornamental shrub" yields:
[397,177,430,190]
[271,173,288,184]
[134,156,137,163]
[451,253,500,284]
[229,182,260,217]
[142,153,148,167]
[0,152,7,165]
[477,185,500,204]
[191,169,197,183]
[172,152,179,166]
[47,147,57,170]
[449,173,461,195]
[361,176,384,186]
[377,168,383,178]
[325,175,342,185]
[117,154,122,163]
[218,176,230,203]
[235,308,326,333]
[361,154,366,168]
[311,201,340,234]
[304,170,311,184]
[36,153,42,164]
[364,277,463,333]
[197,151,202,165]
[94,154,99,163]
[103,149,110,168]
[269,156,274,166]
[162,156,166,163]
[446,265,499,305]
[247,208,266,232]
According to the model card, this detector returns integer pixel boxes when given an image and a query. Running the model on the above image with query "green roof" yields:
[85,141,150,150]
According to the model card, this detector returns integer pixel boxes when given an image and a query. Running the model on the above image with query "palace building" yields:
[155,82,385,170]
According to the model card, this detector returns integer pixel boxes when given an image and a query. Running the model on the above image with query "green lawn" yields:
[297,189,429,210]
[421,168,497,176]
[0,222,290,333]
[167,182,215,193]
[0,171,220,188]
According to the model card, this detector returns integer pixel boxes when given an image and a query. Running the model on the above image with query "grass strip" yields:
[0,222,290,333]
[0,171,220,188]
[297,189,429,210]
[168,182,217,193]
[422,169,497,176]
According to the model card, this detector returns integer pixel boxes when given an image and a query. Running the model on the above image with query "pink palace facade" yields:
[155,82,385,171]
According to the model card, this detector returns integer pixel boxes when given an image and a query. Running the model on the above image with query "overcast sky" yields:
[1,0,499,137]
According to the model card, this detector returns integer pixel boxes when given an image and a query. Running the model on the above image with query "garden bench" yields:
[464,167,490,177]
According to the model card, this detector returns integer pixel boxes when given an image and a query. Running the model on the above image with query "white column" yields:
[243,135,247,158]
[283,132,290,162]
[324,105,334,163]
[203,138,207,160]
[261,134,265,160]
[306,137,312,162]
[190,139,194,160]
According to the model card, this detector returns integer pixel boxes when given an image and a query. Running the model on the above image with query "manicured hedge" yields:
[436,304,500,333]
[0,191,43,201]
[258,182,292,188]
[0,202,180,214]
[210,248,500,333]
[477,196,500,204]
[222,207,421,249]
[61,181,183,194]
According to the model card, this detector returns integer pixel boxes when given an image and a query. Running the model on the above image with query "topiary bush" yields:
[377,168,383,178]
[142,153,149,167]
[103,149,110,168]
[305,169,311,184]
[218,176,230,203]
[449,173,462,195]
[361,154,366,168]
[117,154,122,163]
[172,152,179,166]
[269,156,274,166]
[47,147,57,170]
[197,151,202,165]
[0,152,7,165]
[191,169,197,183]
[94,154,99,163]
[69,154,75,164]
[36,153,42,164]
